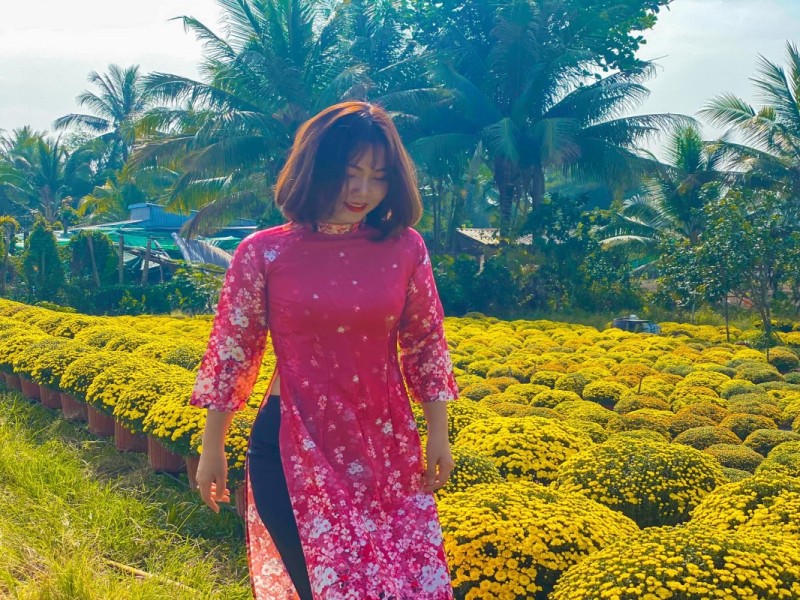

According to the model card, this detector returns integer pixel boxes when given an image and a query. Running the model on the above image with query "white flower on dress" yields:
[193,376,214,395]
[419,565,449,592]
[229,307,250,328]
[365,562,379,577]
[347,461,365,476]
[302,438,316,451]
[362,517,377,533]
[264,248,278,262]
[382,421,393,435]
[309,515,332,539]
[414,494,435,510]
[427,521,443,546]
[312,565,339,592]
[218,336,245,361]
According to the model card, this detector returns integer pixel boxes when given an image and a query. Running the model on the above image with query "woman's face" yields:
[323,145,389,224]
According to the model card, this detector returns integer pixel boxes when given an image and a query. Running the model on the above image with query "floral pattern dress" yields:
[189,221,459,599]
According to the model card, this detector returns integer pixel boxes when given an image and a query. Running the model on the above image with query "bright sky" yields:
[1,0,799,150]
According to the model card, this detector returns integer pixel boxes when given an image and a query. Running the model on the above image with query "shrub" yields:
[113,367,195,434]
[607,409,672,440]
[737,490,800,540]
[668,413,716,438]
[144,392,206,455]
[555,437,725,527]
[454,416,593,484]
[85,358,166,416]
[768,347,800,373]
[503,383,550,402]
[735,364,784,384]
[466,359,499,377]
[719,413,777,441]
[460,382,501,401]
[744,429,800,456]
[718,378,762,399]
[11,338,70,380]
[613,394,670,414]
[681,370,731,392]
[672,426,742,450]
[484,376,521,392]
[438,482,638,600]
[674,402,729,424]
[581,380,629,407]
[30,342,94,389]
[553,373,588,395]
[59,351,131,400]
[552,400,621,428]
[703,443,764,473]
[433,447,504,497]
[690,472,800,530]
[756,441,800,478]
[485,364,526,381]
[529,370,564,388]
[550,525,800,600]
[530,389,582,408]
[721,467,752,482]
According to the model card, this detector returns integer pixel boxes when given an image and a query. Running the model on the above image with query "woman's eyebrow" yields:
[348,163,387,172]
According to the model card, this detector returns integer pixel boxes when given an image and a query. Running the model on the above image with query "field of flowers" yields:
[1,297,800,599]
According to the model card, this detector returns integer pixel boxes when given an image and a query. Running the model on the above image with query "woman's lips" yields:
[345,203,367,213]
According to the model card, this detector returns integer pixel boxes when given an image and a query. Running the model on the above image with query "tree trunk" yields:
[87,234,101,288]
[0,244,8,296]
[141,238,151,285]
[119,235,124,285]
[494,157,517,238]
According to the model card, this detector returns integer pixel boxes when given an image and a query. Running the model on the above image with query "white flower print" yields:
[420,565,449,593]
[193,376,214,395]
[362,517,377,533]
[347,461,365,476]
[218,336,245,361]
[309,516,332,539]
[229,307,250,328]
[312,565,339,592]
[302,438,316,451]
[414,494,435,510]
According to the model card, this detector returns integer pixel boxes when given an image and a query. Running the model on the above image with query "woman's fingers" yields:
[198,480,230,513]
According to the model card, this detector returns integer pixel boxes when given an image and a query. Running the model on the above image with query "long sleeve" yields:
[189,233,269,412]
[398,232,459,404]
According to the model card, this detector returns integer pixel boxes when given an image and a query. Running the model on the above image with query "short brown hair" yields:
[274,102,422,241]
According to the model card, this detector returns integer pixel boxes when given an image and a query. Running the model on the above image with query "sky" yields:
[1,0,799,150]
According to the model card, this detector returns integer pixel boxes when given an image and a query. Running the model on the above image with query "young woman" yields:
[190,101,458,600]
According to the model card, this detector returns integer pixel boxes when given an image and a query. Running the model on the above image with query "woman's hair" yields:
[274,102,422,240]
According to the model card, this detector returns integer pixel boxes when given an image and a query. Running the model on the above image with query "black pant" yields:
[248,394,314,599]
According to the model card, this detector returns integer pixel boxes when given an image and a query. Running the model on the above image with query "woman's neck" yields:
[314,220,365,234]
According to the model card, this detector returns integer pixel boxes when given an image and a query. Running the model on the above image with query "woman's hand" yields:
[196,449,231,513]
[422,430,455,493]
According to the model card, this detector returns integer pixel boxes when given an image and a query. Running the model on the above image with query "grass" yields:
[0,385,251,599]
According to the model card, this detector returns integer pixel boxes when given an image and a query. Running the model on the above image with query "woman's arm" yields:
[189,233,270,510]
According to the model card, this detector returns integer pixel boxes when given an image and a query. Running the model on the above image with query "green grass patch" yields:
[0,387,251,599]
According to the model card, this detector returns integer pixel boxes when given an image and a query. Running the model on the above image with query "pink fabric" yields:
[190,221,458,599]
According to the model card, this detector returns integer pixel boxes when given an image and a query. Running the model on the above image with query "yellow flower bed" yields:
[454,416,593,484]
[551,524,800,599]
[690,472,800,530]
[438,481,638,599]
[555,437,726,527]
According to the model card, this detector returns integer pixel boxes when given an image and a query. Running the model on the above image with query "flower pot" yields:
[234,485,247,519]
[186,455,200,490]
[114,420,148,453]
[20,376,41,401]
[39,384,63,410]
[87,405,115,437]
[147,435,186,473]
[60,392,88,422]
[6,373,22,391]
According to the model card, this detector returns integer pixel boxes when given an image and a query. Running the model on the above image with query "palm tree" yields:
[132,0,403,237]
[0,128,94,224]
[405,0,688,237]
[54,65,152,170]
[700,41,800,215]
[600,124,726,264]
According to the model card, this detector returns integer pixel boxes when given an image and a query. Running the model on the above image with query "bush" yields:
[530,389,582,408]
[673,402,729,424]
[718,378,762,399]
[555,437,725,528]
[59,351,130,400]
[113,367,195,434]
[743,429,800,456]
[529,370,564,388]
[668,413,716,438]
[581,380,629,407]
[454,416,593,484]
[460,382,501,401]
[672,426,742,450]
[433,447,504,497]
[550,525,800,600]
[438,482,639,600]
[691,472,800,530]
[735,364,784,384]
[607,409,672,440]
[768,347,800,373]
[144,393,206,456]
[613,394,670,414]
[553,373,588,395]
[721,467,752,482]
[703,443,764,473]
[737,490,800,540]
[719,413,777,441]
[552,400,621,428]
[756,441,800,478]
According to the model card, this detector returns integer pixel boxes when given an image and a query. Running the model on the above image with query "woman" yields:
[190,101,458,600]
